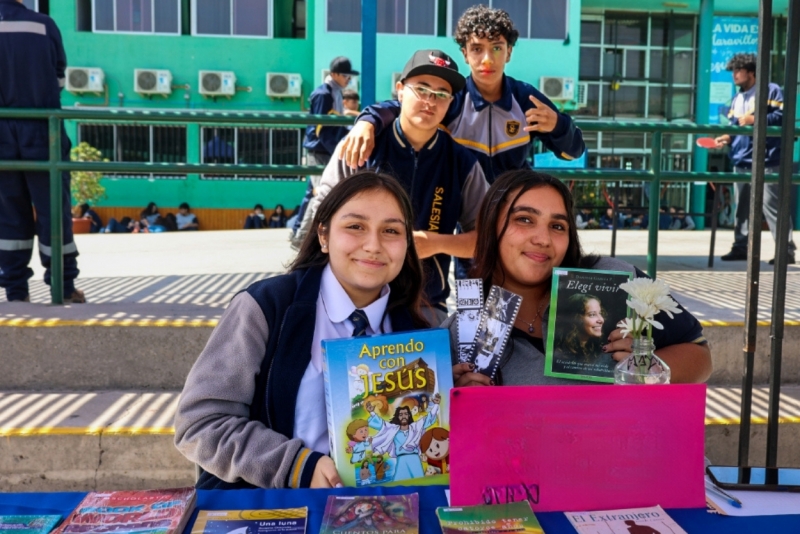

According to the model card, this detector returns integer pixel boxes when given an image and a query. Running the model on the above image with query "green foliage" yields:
[572,182,607,209]
[70,142,107,207]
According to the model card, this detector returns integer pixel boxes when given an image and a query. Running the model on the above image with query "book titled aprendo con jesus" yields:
[322,329,454,488]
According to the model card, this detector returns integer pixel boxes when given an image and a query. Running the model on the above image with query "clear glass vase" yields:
[614,338,671,384]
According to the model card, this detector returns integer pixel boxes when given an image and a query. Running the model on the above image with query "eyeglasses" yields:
[404,83,453,103]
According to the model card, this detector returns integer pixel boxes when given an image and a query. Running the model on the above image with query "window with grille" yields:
[193,0,272,37]
[575,12,698,179]
[327,0,436,35]
[77,123,187,179]
[93,0,180,34]
[200,126,303,180]
[449,0,569,40]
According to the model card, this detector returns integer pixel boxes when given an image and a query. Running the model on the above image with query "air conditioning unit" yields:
[134,69,172,95]
[267,73,303,98]
[539,76,575,101]
[66,67,105,93]
[199,70,236,97]
[576,82,589,107]
[320,69,359,91]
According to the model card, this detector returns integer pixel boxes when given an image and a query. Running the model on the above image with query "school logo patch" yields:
[505,120,521,137]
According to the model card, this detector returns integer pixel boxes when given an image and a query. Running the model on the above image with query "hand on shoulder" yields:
[337,121,375,168]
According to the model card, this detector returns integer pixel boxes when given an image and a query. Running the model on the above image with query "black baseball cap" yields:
[400,50,465,94]
[330,56,359,76]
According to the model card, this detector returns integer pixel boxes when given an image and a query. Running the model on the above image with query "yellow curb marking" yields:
[698,320,800,327]
[0,318,218,327]
[0,426,176,437]
[6,419,800,437]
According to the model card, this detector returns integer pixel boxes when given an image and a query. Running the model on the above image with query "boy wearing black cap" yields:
[340,6,585,183]
[291,56,360,246]
[302,49,490,324]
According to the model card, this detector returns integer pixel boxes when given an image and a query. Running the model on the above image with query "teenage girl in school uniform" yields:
[175,171,429,489]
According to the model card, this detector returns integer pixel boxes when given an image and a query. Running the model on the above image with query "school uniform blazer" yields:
[174,266,417,489]
[358,74,586,182]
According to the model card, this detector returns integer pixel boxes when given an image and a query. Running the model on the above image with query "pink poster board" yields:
[449,384,706,512]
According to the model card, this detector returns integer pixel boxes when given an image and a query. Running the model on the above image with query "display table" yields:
[1,485,798,534]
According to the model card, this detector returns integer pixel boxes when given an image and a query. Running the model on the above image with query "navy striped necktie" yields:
[349,309,369,337]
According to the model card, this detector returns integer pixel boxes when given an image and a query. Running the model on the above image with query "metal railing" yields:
[2,107,800,304]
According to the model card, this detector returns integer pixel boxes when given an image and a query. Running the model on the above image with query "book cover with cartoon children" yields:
[322,329,453,487]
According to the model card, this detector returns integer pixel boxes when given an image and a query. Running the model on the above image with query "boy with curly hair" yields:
[338,5,585,183]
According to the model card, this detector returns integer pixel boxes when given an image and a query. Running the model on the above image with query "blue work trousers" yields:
[0,170,79,300]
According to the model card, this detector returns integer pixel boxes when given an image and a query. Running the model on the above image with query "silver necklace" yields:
[519,301,546,334]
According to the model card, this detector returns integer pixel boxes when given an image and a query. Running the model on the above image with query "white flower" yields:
[618,278,682,338]
[617,317,636,338]
[627,297,658,320]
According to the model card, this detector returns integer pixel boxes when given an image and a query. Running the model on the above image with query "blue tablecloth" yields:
[1,485,799,534]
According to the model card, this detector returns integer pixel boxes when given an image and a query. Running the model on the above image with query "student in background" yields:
[268,204,287,228]
[714,53,796,264]
[174,172,429,490]
[176,203,200,231]
[669,207,695,230]
[718,187,735,228]
[74,203,103,233]
[298,49,490,324]
[337,6,586,279]
[244,204,266,229]
[575,207,598,229]
[342,90,360,117]
[291,56,360,249]
[340,7,585,180]
[446,170,712,387]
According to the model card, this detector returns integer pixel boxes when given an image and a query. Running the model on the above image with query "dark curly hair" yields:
[453,5,519,49]
[726,53,757,73]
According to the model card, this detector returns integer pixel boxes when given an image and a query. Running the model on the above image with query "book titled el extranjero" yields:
[322,328,454,487]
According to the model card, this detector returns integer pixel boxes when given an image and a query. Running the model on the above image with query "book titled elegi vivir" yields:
[322,328,454,487]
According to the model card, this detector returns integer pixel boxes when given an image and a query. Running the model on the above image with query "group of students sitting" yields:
[103,202,199,233]
[173,5,713,491]
[577,206,696,230]
[243,204,294,229]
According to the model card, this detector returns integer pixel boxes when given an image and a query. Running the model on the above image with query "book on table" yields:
[436,501,543,534]
[319,494,419,534]
[0,516,61,534]
[322,329,454,487]
[52,487,196,534]
[191,508,308,534]
[565,505,686,534]
[545,267,632,383]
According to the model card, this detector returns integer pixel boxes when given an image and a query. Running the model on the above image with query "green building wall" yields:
[313,1,581,105]
[53,1,318,210]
